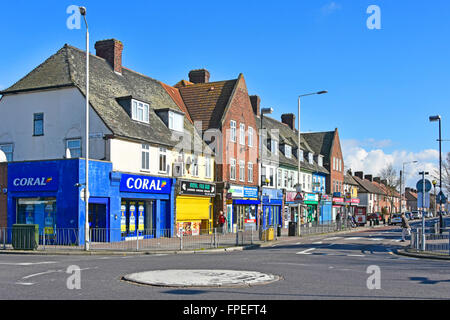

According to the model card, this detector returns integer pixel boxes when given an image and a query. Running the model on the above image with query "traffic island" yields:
[122,269,281,288]
[396,248,450,261]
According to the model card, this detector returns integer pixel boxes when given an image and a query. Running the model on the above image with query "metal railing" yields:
[409,227,450,255]
[0,220,365,252]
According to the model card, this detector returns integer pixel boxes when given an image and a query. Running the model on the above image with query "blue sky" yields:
[0,0,449,187]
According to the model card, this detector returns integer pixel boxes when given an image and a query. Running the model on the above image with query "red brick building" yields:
[175,70,260,231]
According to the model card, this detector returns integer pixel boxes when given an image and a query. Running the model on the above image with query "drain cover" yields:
[123,269,280,287]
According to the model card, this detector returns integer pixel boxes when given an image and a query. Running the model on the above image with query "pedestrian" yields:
[218,210,227,234]
[336,212,341,230]
[401,213,411,242]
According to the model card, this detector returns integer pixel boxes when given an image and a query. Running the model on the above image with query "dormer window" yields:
[308,152,314,164]
[298,149,304,161]
[168,111,184,132]
[318,155,324,167]
[285,145,292,159]
[132,99,149,123]
[271,140,278,155]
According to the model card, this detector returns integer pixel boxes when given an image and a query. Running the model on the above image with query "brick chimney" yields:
[281,113,296,130]
[381,179,388,186]
[95,39,123,74]
[354,171,363,179]
[188,69,210,84]
[364,174,373,182]
[373,177,381,184]
[249,95,260,116]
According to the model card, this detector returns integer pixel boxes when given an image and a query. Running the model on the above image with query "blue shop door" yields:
[88,203,107,242]
[158,200,171,237]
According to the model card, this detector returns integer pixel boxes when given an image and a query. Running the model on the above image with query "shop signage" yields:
[333,197,345,205]
[286,192,297,202]
[321,194,330,201]
[120,174,171,194]
[9,166,59,192]
[229,185,258,198]
[262,188,283,200]
[179,180,216,197]
[304,193,318,202]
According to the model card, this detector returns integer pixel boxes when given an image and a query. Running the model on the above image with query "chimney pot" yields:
[188,69,210,84]
[354,171,363,179]
[95,39,123,74]
[249,95,261,117]
[281,113,296,130]
[364,174,373,182]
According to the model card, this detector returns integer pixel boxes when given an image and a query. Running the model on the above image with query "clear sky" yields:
[0,0,449,188]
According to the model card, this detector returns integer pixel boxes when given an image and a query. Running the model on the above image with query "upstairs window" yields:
[248,162,253,183]
[205,156,211,178]
[239,160,245,181]
[159,148,167,173]
[240,123,245,145]
[230,120,236,142]
[318,155,323,167]
[141,144,150,171]
[298,149,304,161]
[66,139,81,158]
[248,127,254,147]
[230,158,236,180]
[0,144,13,162]
[271,140,278,155]
[285,145,292,159]
[308,152,314,164]
[132,100,149,123]
[168,111,184,132]
[33,113,44,136]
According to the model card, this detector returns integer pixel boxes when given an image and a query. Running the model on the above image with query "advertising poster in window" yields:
[44,204,54,235]
[129,202,136,232]
[138,203,145,231]
[120,203,126,233]
[25,205,34,224]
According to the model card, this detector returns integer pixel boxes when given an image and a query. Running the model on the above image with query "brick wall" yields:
[329,129,344,195]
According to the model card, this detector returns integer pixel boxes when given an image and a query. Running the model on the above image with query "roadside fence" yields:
[410,227,450,255]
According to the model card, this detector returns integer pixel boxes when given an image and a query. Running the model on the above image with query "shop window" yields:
[16,198,57,233]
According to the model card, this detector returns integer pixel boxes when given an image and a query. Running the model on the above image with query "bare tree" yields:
[379,164,400,213]
[431,152,450,195]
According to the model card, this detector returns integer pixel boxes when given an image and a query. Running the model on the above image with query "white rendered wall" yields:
[0,88,111,161]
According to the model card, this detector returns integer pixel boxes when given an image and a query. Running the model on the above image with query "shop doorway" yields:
[88,203,107,242]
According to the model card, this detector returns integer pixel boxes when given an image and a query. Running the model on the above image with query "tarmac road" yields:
[0,220,449,300]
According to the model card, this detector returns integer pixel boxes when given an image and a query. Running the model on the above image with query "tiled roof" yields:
[0,44,202,150]
[344,173,359,186]
[258,115,329,174]
[178,79,238,131]
[301,131,335,160]
[353,175,385,195]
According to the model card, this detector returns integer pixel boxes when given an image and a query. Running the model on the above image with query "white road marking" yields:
[16,282,35,286]
[296,248,316,255]
[312,241,323,244]
[324,237,342,241]
[344,237,363,240]
[0,261,57,266]
[22,270,61,280]
[369,238,384,241]
[347,254,366,257]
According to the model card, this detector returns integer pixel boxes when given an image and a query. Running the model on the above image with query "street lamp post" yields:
[297,91,327,233]
[260,107,273,231]
[401,160,418,215]
[429,115,443,233]
[419,171,429,251]
[80,7,90,251]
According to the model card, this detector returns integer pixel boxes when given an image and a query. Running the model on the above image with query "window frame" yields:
[141,144,150,171]
[239,123,245,145]
[239,160,245,182]
[159,147,167,173]
[230,120,236,143]
[230,158,236,180]
[0,143,13,162]
[248,127,253,147]
[132,99,150,124]
[248,162,253,183]
[66,138,82,158]
[33,113,44,136]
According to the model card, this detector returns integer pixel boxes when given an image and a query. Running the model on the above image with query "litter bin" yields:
[12,224,39,250]
[277,225,282,237]
[288,222,297,236]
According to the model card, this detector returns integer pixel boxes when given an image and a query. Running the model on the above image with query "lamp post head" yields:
[317,90,328,95]
[79,6,87,16]
[429,115,441,122]
[261,107,273,115]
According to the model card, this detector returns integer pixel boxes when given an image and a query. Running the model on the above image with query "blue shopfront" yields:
[319,194,333,223]
[227,185,260,232]
[7,159,175,245]
[261,188,283,230]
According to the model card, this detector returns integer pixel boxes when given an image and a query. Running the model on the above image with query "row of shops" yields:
[0,159,363,244]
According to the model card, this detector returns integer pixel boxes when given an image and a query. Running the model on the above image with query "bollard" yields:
[214,228,217,248]
[180,232,183,251]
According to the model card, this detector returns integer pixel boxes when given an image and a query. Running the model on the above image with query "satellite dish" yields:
[0,150,7,162]
[65,148,72,159]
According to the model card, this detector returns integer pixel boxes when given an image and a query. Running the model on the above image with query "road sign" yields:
[417,192,430,208]
[294,192,303,203]
[416,179,432,193]
[437,191,447,204]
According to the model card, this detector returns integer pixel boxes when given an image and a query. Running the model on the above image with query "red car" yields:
[367,213,382,224]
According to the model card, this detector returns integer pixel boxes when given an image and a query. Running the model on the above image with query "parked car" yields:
[389,213,402,225]
[367,212,382,225]
[411,211,420,219]
[405,212,412,220]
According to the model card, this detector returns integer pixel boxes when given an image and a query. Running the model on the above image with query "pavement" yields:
[0,222,397,256]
